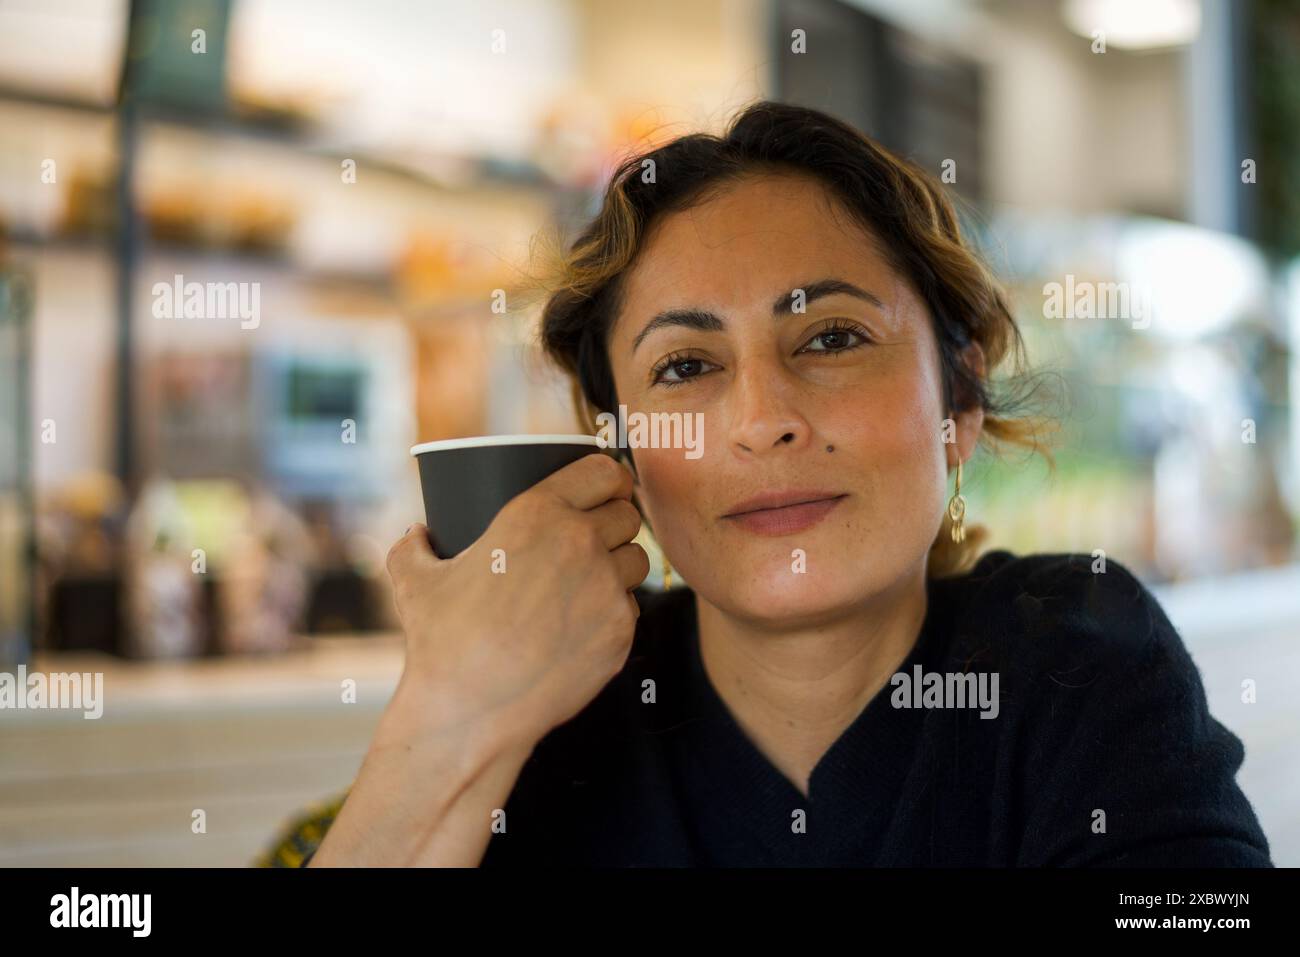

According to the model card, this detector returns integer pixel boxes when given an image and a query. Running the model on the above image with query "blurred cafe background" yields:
[1,0,1297,865]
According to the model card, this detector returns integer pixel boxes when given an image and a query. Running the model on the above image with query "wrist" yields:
[379,673,541,784]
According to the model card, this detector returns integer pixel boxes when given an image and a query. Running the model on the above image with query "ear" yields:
[947,340,986,469]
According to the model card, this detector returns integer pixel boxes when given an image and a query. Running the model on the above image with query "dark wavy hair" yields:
[529,99,1053,576]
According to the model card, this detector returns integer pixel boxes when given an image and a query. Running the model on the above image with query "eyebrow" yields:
[630,278,884,354]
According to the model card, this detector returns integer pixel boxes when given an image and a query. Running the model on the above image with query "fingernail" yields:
[404,524,414,536]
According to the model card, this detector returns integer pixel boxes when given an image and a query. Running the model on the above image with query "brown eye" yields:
[800,323,869,354]
[814,331,852,349]
[653,356,715,387]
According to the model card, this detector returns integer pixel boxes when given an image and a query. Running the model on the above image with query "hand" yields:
[385,452,650,746]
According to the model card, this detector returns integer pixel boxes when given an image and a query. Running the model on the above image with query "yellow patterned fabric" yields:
[255,791,348,867]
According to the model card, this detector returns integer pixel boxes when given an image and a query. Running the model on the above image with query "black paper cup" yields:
[410,434,616,558]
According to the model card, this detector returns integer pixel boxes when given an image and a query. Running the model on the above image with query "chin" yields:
[709,563,877,629]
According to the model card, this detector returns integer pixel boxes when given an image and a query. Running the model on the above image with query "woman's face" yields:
[605,171,982,625]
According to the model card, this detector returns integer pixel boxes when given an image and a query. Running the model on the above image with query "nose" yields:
[726,361,812,456]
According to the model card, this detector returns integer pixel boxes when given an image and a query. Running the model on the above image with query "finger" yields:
[537,452,633,511]
[610,541,651,591]
[587,498,643,551]
[386,523,438,580]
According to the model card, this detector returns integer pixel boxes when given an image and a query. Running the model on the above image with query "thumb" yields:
[386,522,441,580]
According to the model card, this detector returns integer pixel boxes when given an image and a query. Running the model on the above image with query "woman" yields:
[306,100,1272,867]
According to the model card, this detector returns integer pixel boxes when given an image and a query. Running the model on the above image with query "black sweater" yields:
[311,550,1274,867]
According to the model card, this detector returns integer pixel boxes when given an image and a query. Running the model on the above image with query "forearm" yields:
[309,686,539,867]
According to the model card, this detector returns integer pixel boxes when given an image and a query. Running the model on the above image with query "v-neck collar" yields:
[663,578,957,866]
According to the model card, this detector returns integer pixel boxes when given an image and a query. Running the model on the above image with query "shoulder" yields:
[947,549,1213,772]
[957,554,1272,865]
[956,548,1166,630]
[945,548,1181,679]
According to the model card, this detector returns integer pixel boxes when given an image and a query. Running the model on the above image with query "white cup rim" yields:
[410,433,602,456]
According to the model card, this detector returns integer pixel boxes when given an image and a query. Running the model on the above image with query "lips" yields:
[722,491,848,537]
[724,490,847,516]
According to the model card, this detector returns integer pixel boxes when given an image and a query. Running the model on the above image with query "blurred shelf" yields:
[2,226,113,254]
[2,86,575,344]
[141,237,397,294]
[0,85,115,116]
[0,85,562,195]
[4,229,399,295]
[3,230,533,317]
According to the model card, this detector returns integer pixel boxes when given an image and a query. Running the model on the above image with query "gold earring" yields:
[948,458,967,544]
[946,457,967,540]
[662,550,673,590]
